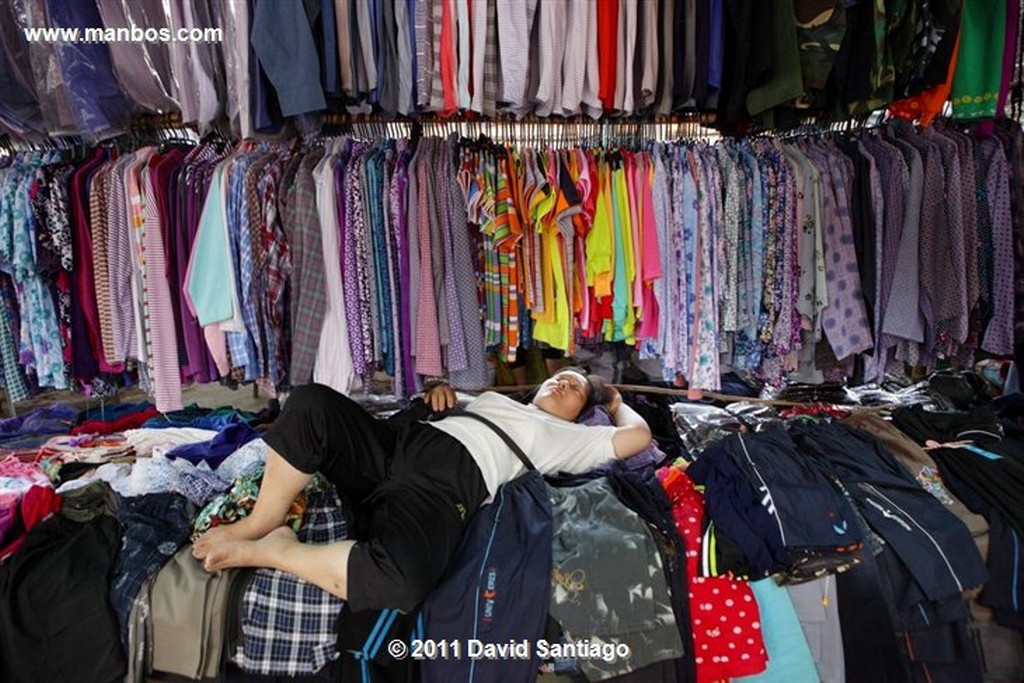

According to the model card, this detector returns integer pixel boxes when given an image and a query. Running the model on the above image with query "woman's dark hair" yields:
[557,366,611,414]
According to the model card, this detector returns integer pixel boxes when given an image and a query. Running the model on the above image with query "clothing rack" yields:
[5,108,906,155]
[2,116,1018,408]
[487,383,895,411]
[0,112,202,155]
[320,111,724,144]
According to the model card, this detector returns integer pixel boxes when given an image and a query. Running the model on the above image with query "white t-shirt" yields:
[427,392,617,501]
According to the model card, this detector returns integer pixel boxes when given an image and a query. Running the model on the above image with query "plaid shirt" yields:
[283,150,328,386]
[258,149,296,387]
[223,153,255,380]
[233,487,349,675]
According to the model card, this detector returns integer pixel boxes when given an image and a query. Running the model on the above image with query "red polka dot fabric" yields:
[659,466,768,683]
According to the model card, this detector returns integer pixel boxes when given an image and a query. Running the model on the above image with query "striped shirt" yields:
[89,163,119,369]
[414,0,434,108]
[141,153,183,412]
[106,155,136,364]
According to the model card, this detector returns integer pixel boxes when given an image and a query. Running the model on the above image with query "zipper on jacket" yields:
[469,486,506,682]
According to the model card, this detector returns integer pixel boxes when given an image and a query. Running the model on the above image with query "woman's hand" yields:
[604,386,623,416]
[425,382,458,412]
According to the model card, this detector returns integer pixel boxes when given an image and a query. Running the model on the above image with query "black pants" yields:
[263,384,488,613]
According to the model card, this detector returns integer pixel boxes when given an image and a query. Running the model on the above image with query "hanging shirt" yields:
[46,0,131,138]
[185,163,236,328]
[436,139,467,372]
[609,159,636,343]
[977,137,1015,354]
[883,136,926,348]
[560,0,597,116]
[125,149,158,388]
[413,143,444,377]
[920,127,969,359]
[496,0,538,112]
[637,0,658,109]
[586,159,614,300]
[220,0,252,137]
[716,146,741,334]
[89,163,119,371]
[624,152,645,327]
[313,144,356,394]
[688,148,721,390]
[648,146,673,362]
[141,151,184,412]
[165,0,221,129]
[454,0,471,110]
[68,150,109,382]
[534,0,568,117]
[468,0,492,115]
[340,144,368,379]
[284,150,328,386]
[106,154,137,365]
[808,142,873,362]
[226,148,263,381]
[633,152,661,344]
[615,0,637,112]
[250,0,327,117]
[950,0,1006,120]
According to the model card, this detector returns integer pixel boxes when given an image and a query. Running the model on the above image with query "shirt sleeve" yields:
[543,420,618,473]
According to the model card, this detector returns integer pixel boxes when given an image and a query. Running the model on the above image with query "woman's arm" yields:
[605,387,653,459]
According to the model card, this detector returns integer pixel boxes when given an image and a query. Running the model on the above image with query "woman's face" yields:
[531,370,590,421]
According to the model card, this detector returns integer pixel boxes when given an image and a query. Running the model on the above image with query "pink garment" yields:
[574,149,593,332]
[0,456,50,484]
[202,328,230,377]
[638,151,663,339]
[638,153,663,282]
[439,0,458,115]
[634,154,659,339]
[143,154,184,412]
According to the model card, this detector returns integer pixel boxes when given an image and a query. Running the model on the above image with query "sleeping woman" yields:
[191,368,652,613]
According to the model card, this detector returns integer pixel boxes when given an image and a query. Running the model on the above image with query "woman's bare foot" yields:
[192,515,270,561]
[193,449,313,562]
[192,525,234,561]
[201,526,299,573]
